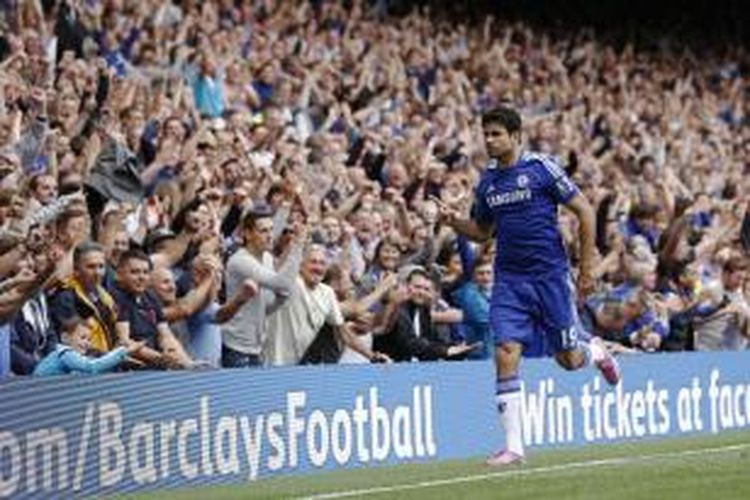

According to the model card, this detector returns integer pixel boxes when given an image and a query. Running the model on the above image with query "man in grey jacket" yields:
[221,207,305,367]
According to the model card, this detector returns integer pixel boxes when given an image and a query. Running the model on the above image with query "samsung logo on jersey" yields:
[487,189,532,207]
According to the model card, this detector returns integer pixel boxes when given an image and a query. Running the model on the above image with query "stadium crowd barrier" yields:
[1,352,749,498]
[519,351,750,448]
[0,362,498,498]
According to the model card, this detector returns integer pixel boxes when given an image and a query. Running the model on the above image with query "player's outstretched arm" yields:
[432,196,494,242]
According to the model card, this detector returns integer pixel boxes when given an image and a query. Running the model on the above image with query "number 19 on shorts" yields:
[560,326,579,351]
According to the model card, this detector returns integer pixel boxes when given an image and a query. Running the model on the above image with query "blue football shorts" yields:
[490,271,591,355]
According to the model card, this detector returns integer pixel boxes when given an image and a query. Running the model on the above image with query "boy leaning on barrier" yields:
[34,315,145,376]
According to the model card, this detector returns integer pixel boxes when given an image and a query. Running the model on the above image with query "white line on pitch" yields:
[298,442,750,499]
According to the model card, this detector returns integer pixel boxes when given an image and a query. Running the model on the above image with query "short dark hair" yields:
[482,106,522,135]
[117,249,152,270]
[629,203,659,220]
[73,241,104,265]
[324,263,344,285]
[60,314,86,336]
[375,237,402,261]
[406,267,430,284]
[27,173,53,193]
[266,184,285,204]
[241,206,274,231]
[56,207,88,231]
[723,257,748,274]
[474,254,494,269]
[638,155,656,169]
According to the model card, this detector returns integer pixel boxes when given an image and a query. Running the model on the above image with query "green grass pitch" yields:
[127,431,750,500]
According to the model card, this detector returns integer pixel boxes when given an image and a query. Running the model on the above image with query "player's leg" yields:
[560,333,621,385]
[554,336,598,370]
[538,273,621,385]
[486,282,535,466]
[491,341,525,464]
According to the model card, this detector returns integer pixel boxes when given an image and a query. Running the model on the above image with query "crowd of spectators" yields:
[1,0,749,379]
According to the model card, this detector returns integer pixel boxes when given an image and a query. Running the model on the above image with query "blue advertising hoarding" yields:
[519,351,750,448]
[1,352,750,498]
[0,362,498,498]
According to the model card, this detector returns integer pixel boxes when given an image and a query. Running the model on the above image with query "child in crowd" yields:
[34,316,143,376]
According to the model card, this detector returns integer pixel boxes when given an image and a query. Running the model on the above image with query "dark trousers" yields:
[221,344,262,368]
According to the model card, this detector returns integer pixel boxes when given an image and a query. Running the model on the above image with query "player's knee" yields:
[497,343,521,361]
[496,343,522,376]
[555,351,584,371]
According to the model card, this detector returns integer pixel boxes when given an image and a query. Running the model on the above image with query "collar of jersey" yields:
[488,151,532,171]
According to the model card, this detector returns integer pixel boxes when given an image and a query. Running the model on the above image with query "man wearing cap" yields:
[145,227,177,255]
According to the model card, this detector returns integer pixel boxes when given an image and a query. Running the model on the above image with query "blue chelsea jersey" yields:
[472,152,579,279]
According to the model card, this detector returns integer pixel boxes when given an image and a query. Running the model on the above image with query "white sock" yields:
[587,337,606,364]
[497,391,524,456]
